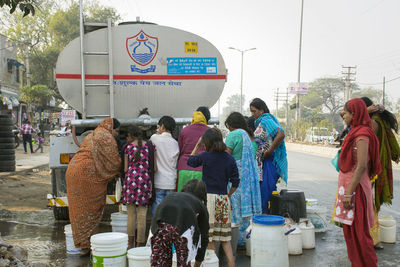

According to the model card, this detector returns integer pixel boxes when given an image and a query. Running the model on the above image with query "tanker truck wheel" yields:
[53,206,69,221]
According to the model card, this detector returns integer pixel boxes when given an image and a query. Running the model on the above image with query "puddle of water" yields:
[0,219,111,266]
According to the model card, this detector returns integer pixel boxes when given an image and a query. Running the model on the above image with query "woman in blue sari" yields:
[250,98,288,213]
[225,112,262,246]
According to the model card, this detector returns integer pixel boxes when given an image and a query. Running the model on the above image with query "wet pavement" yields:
[0,149,399,266]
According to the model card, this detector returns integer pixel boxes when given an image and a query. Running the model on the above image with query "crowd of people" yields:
[332,97,399,267]
[65,98,288,266]
[63,95,398,266]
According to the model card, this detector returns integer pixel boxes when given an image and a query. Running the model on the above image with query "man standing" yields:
[20,119,35,154]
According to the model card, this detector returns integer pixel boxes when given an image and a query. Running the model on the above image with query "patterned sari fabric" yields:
[207,194,231,242]
[372,115,400,211]
[254,113,288,183]
[66,118,121,249]
[228,129,262,245]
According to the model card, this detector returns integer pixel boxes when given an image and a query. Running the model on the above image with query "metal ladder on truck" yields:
[79,0,114,119]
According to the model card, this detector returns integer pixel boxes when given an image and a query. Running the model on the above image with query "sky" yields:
[98,0,400,116]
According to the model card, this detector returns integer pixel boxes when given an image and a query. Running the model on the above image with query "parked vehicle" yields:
[48,18,226,220]
[305,127,334,144]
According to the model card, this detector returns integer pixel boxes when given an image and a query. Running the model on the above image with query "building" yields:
[0,34,25,124]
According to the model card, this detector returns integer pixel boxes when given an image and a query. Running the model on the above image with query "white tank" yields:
[56,23,227,118]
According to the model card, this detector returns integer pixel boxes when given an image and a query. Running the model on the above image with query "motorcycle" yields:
[12,126,21,148]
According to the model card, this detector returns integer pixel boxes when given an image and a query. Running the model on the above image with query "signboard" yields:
[288,82,308,95]
[61,110,76,126]
[167,57,217,75]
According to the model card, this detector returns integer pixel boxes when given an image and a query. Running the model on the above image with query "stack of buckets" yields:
[91,232,128,266]
[64,224,82,255]
[110,212,128,233]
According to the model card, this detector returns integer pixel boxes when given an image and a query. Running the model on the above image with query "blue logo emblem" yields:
[126,30,158,66]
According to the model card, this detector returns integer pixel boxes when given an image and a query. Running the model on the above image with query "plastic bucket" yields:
[379,215,396,243]
[127,247,151,267]
[111,212,128,233]
[172,249,218,267]
[306,204,328,233]
[250,215,289,267]
[64,224,82,255]
[91,232,128,267]
[299,221,315,249]
[287,226,302,255]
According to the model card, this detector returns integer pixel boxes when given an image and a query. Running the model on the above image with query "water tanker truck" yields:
[47,19,227,220]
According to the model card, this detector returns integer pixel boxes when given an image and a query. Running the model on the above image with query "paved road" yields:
[1,150,399,266]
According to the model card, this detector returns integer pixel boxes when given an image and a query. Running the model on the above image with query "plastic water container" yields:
[64,224,82,255]
[172,249,218,267]
[379,215,396,243]
[110,212,128,233]
[245,224,251,257]
[250,215,289,267]
[127,247,151,267]
[306,199,328,233]
[287,226,302,255]
[299,221,315,249]
[91,232,128,267]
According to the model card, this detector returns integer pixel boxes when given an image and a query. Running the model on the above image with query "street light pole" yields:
[296,0,304,120]
[229,47,256,113]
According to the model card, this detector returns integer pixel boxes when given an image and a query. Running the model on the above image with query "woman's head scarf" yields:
[191,111,207,125]
[339,98,382,177]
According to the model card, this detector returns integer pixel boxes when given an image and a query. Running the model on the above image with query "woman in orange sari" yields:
[66,118,122,255]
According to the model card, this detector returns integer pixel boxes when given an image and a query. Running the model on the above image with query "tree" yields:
[0,0,36,16]
[1,0,121,102]
[20,84,54,106]
[220,94,246,127]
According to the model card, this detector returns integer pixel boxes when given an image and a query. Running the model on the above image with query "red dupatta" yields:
[339,98,382,177]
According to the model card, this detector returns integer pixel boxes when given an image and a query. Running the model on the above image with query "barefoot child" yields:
[187,128,239,267]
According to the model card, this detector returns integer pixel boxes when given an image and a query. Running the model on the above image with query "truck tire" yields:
[0,154,15,161]
[0,138,15,143]
[0,165,15,172]
[53,207,70,221]
[0,118,13,125]
[0,131,14,138]
[0,115,12,118]
[0,126,13,132]
[0,149,15,155]
[0,143,15,149]
[0,160,16,167]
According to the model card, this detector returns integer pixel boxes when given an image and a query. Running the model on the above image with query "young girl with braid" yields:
[122,126,156,248]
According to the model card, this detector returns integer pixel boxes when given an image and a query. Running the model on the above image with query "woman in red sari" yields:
[333,98,382,267]
[66,118,122,255]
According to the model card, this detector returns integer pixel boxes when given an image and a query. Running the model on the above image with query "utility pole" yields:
[274,89,290,127]
[341,65,356,103]
[275,88,279,117]
[296,0,305,120]
[382,76,385,105]
[25,44,31,87]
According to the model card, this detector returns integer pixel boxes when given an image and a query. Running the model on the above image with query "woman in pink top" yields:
[333,98,382,267]
[177,107,210,191]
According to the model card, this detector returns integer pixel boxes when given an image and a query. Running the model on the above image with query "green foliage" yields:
[221,94,247,126]
[20,84,54,106]
[0,0,35,16]
[1,0,121,102]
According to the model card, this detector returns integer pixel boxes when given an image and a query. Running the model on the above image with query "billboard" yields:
[288,82,308,95]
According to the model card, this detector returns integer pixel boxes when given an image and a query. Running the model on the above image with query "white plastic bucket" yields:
[91,232,128,267]
[111,212,128,233]
[379,215,396,244]
[250,215,289,267]
[299,221,315,249]
[127,247,151,267]
[64,224,82,255]
[172,249,218,267]
[306,203,328,233]
[287,227,302,255]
